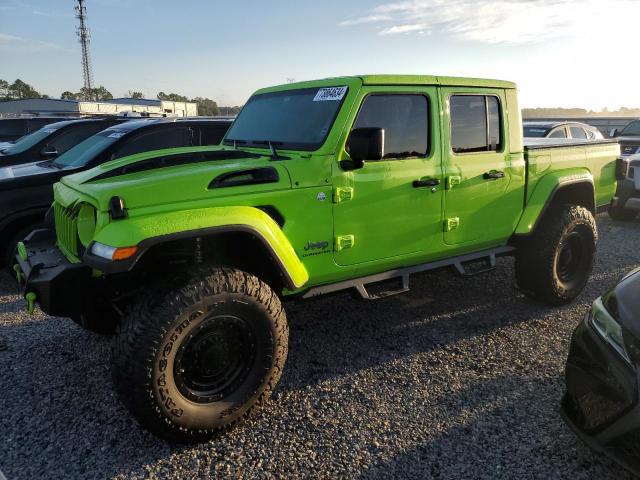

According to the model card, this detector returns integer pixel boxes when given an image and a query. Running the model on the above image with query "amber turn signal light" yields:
[112,246,138,260]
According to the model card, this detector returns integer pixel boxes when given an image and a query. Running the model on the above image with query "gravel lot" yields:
[1,213,639,480]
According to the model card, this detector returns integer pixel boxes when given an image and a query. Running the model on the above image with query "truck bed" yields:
[523,138,620,210]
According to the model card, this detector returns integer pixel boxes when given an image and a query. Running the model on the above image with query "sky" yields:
[1,0,639,110]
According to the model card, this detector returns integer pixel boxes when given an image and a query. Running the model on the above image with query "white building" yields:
[0,98,198,117]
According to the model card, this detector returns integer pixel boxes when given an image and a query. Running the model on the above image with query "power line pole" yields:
[75,0,94,96]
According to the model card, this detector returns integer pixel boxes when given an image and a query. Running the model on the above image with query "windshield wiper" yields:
[253,140,284,160]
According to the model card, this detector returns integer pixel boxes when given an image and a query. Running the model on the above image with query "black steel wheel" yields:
[174,314,257,403]
[556,230,589,287]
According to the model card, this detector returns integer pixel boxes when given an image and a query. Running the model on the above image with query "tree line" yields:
[0,78,242,116]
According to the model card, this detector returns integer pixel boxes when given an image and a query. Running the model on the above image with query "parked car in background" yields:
[608,152,640,221]
[0,118,128,167]
[0,117,232,269]
[523,121,604,140]
[612,119,640,158]
[0,117,71,143]
[561,267,640,477]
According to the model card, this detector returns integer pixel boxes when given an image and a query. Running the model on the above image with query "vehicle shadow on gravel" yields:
[281,253,634,393]
[357,373,635,480]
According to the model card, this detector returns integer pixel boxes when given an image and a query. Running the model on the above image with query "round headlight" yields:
[77,203,97,247]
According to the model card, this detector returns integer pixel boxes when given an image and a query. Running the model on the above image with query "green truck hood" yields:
[60,145,293,211]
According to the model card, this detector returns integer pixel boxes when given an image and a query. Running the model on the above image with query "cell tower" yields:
[75,0,94,93]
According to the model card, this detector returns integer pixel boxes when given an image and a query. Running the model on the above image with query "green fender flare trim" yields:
[514,169,594,235]
[93,206,310,289]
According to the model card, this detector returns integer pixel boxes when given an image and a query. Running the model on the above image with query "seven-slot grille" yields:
[54,202,79,258]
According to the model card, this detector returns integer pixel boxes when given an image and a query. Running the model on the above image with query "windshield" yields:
[53,130,123,168]
[523,126,550,138]
[223,86,348,151]
[1,125,61,155]
[621,121,640,137]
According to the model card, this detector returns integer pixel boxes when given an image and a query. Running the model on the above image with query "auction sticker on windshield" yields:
[313,87,348,102]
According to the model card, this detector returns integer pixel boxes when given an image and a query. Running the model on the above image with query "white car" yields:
[523,121,604,140]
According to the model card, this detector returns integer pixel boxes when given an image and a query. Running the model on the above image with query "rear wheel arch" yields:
[544,180,596,215]
[514,177,596,239]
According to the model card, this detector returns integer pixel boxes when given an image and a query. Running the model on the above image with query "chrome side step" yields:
[302,246,515,300]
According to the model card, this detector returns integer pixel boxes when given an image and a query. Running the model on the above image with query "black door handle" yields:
[413,178,440,188]
[483,170,505,180]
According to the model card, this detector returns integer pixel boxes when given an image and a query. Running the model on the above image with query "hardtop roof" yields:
[256,75,516,95]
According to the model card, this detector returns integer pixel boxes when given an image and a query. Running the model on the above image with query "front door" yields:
[440,89,525,246]
[333,87,444,266]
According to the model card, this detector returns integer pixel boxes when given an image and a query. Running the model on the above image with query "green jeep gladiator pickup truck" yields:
[15,75,620,441]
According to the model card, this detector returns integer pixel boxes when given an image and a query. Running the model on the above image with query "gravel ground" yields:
[1,213,639,480]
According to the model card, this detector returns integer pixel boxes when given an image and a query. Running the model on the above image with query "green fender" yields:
[514,168,595,235]
[92,206,310,289]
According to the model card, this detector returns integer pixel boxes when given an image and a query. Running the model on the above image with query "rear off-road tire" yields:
[515,205,597,305]
[608,202,637,222]
[111,267,288,442]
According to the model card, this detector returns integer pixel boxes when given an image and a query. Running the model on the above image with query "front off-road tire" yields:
[515,205,597,305]
[111,267,288,442]
[608,202,637,222]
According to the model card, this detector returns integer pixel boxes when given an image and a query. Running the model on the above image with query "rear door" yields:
[333,87,444,266]
[440,88,525,246]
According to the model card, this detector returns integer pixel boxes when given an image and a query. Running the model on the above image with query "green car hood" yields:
[60,146,292,211]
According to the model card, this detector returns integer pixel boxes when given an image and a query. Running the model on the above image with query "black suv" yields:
[0,117,70,143]
[0,118,127,167]
[614,119,640,158]
[0,118,232,269]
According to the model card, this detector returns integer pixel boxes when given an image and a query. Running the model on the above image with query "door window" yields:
[47,124,107,154]
[450,95,502,153]
[196,124,231,146]
[570,126,588,139]
[352,94,429,158]
[113,127,190,159]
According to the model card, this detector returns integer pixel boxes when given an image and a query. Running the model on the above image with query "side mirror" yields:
[342,127,385,171]
[40,145,59,159]
[610,128,619,138]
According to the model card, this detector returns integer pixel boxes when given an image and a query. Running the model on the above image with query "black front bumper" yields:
[561,314,640,475]
[15,228,93,318]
